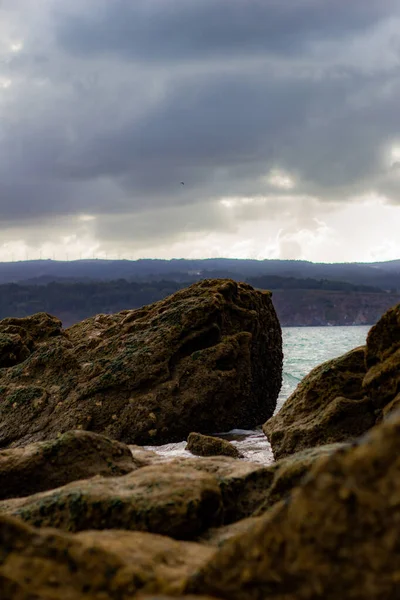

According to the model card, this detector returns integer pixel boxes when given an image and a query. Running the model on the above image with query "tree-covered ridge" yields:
[0,276,398,327]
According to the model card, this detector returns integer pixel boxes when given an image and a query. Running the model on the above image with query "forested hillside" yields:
[0,277,398,327]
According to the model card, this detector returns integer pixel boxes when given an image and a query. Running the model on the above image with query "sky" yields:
[1,0,400,264]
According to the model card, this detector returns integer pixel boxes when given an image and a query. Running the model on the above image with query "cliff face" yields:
[272,289,400,326]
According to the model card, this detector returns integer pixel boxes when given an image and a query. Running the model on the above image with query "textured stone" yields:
[0,430,137,500]
[264,303,400,459]
[187,411,400,600]
[363,303,400,416]
[0,279,282,448]
[0,515,214,599]
[263,346,373,459]
[0,464,223,539]
[186,432,242,458]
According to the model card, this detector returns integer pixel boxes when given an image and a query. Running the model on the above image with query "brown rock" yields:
[252,442,348,516]
[0,515,214,599]
[186,432,242,458]
[197,516,264,547]
[264,303,400,460]
[363,302,400,416]
[0,430,137,501]
[0,464,222,539]
[167,456,274,523]
[186,411,400,600]
[263,346,374,459]
[0,279,282,448]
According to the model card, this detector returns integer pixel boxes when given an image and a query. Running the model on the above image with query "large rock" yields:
[186,411,400,600]
[0,515,215,599]
[363,302,400,417]
[0,464,223,539]
[264,303,400,459]
[186,432,242,458]
[0,430,138,501]
[263,346,374,459]
[0,279,282,448]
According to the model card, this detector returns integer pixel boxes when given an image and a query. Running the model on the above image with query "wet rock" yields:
[0,515,214,599]
[0,464,223,539]
[0,430,137,501]
[186,432,242,458]
[263,346,373,459]
[186,411,400,600]
[0,279,282,448]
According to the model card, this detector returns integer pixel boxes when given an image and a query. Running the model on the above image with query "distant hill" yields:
[0,258,399,290]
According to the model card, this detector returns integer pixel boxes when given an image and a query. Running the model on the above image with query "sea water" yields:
[146,325,371,464]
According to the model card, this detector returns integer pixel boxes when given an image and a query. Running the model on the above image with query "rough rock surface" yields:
[0,464,223,539]
[0,278,282,448]
[264,303,400,459]
[186,432,242,458]
[0,515,215,599]
[263,346,373,459]
[167,447,340,523]
[363,302,400,417]
[186,411,400,600]
[252,442,347,516]
[0,430,137,501]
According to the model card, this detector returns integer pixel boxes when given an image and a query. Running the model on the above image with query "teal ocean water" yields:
[145,325,371,463]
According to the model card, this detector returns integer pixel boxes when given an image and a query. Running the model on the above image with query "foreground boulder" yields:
[186,432,242,458]
[264,347,372,459]
[0,279,282,448]
[0,515,215,599]
[0,464,222,539]
[264,303,400,459]
[168,446,341,524]
[186,410,400,600]
[0,430,138,500]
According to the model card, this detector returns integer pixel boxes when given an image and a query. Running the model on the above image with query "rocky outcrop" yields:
[264,303,400,459]
[264,346,372,459]
[0,430,138,501]
[0,463,223,538]
[0,515,215,599]
[363,302,400,417]
[186,432,242,458]
[186,410,400,600]
[0,278,282,448]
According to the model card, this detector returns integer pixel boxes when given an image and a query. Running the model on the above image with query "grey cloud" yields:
[54,0,399,62]
[1,0,400,242]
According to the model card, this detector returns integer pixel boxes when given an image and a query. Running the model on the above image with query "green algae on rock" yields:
[0,464,223,539]
[0,279,282,448]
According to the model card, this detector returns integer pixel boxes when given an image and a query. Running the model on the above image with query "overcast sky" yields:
[1,0,400,263]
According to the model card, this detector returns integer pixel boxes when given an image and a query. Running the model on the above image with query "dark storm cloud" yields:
[1,0,400,236]
[54,0,398,61]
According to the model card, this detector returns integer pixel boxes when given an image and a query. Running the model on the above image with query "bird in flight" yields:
[180,181,184,185]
